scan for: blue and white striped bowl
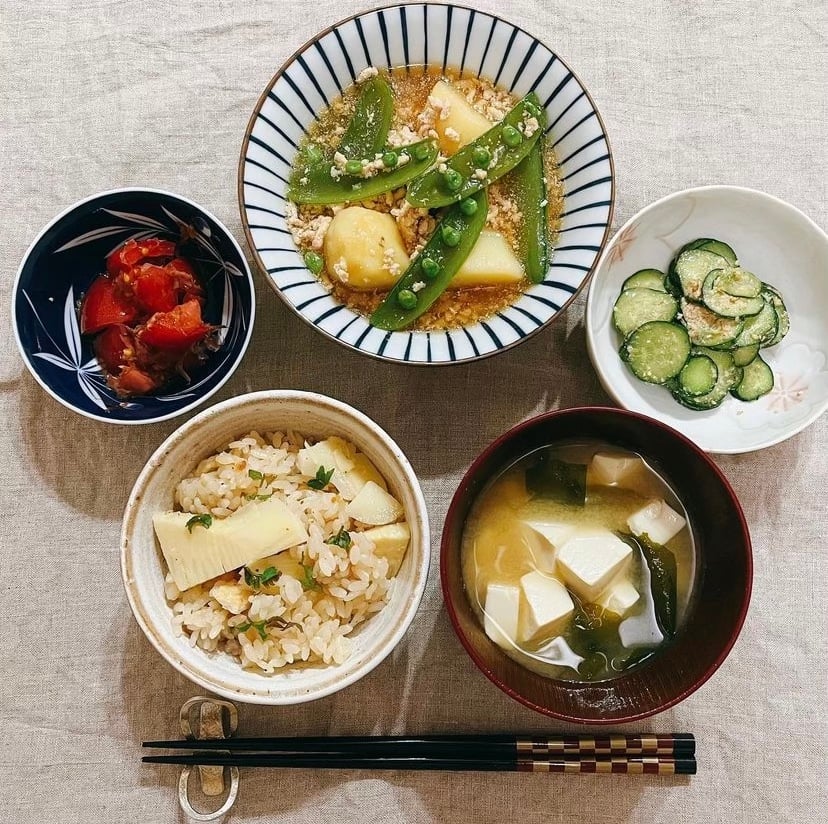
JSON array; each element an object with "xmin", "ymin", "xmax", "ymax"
[
  {"xmin": 238, "ymin": 2, "xmax": 614, "ymax": 364},
  {"xmin": 13, "ymin": 188, "xmax": 255, "ymax": 424}
]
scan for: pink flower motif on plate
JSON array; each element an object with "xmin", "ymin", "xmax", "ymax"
[
  {"xmin": 767, "ymin": 371, "xmax": 809, "ymax": 412},
  {"xmin": 607, "ymin": 223, "xmax": 637, "ymax": 266}
]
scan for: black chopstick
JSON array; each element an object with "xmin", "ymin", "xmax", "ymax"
[
  {"xmin": 143, "ymin": 752, "xmax": 696, "ymax": 775},
  {"xmin": 143, "ymin": 733, "xmax": 695, "ymax": 758}
]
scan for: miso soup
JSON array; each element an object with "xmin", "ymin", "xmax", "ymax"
[{"xmin": 460, "ymin": 441, "xmax": 695, "ymax": 682}]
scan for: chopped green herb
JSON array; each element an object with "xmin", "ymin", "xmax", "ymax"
[
  {"xmin": 325, "ymin": 527, "xmax": 352, "ymax": 549},
  {"xmin": 300, "ymin": 564, "xmax": 320, "ymax": 591},
  {"xmin": 245, "ymin": 492, "xmax": 273, "ymax": 501},
  {"xmin": 244, "ymin": 565, "xmax": 282, "ymax": 589},
  {"xmin": 248, "ymin": 469, "xmax": 264, "ymax": 481},
  {"xmin": 185, "ymin": 514, "xmax": 213, "ymax": 533},
  {"xmin": 236, "ymin": 616, "xmax": 298, "ymax": 641},
  {"xmin": 307, "ymin": 465, "xmax": 335, "ymax": 490}
]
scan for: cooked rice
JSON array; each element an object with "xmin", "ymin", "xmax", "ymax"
[{"xmin": 165, "ymin": 431, "xmax": 399, "ymax": 673}]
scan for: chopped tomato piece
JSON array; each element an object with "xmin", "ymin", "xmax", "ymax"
[
  {"xmin": 106, "ymin": 238, "xmax": 176, "ymax": 277},
  {"xmin": 166, "ymin": 258, "xmax": 205, "ymax": 303},
  {"xmin": 139, "ymin": 299, "xmax": 212, "ymax": 350},
  {"xmin": 80, "ymin": 275, "xmax": 139, "ymax": 334},
  {"xmin": 93, "ymin": 324, "xmax": 136, "ymax": 373},
  {"xmin": 131, "ymin": 263, "xmax": 178, "ymax": 314},
  {"xmin": 113, "ymin": 366, "xmax": 160, "ymax": 395}
]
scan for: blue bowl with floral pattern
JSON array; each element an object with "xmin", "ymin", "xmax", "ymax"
[{"xmin": 13, "ymin": 188, "xmax": 255, "ymax": 424}]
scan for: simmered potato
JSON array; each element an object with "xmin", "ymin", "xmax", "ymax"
[
  {"xmin": 324, "ymin": 207, "xmax": 409, "ymax": 290},
  {"xmin": 428, "ymin": 80, "xmax": 492, "ymax": 155},
  {"xmin": 449, "ymin": 230, "xmax": 525, "ymax": 288}
]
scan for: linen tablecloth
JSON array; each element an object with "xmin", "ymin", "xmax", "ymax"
[{"xmin": 1, "ymin": 1, "xmax": 826, "ymax": 821}]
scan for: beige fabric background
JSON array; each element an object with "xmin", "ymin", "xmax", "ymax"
[{"xmin": 1, "ymin": 1, "xmax": 826, "ymax": 821}]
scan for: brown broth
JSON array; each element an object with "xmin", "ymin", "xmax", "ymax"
[{"xmin": 289, "ymin": 66, "xmax": 564, "ymax": 331}]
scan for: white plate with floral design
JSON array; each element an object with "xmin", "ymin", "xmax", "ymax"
[{"xmin": 586, "ymin": 185, "xmax": 828, "ymax": 453}]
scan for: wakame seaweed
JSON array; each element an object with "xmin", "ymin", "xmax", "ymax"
[
  {"xmin": 619, "ymin": 531, "xmax": 678, "ymax": 639},
  {"xmin": 524, "ymin": 451, "xmax": 587, "ymax": 505}
]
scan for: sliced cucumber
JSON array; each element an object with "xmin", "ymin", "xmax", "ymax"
[
  {"xmin": 676, "ymin": 354, "xmax": 718, "ymax": 397},
  {"xmin": 732, "ymin": 344, "xmax": 760, "ymax": 367},
  {"xmin": 621, "ymin": 321, "xmax": 691, "ymax": 384},
  {"xmin": 612, "ymin": 288, "xmax": 678, "ymax": 337},
  {"xmin": 732, "ymin": 355, "xmax": 774, "ymax": 401},
  {"xmin": 672, "ymin": 348, "xmax": 739, "ymax": 410},
  {"xmin": 733, "ymin": 299, "xmax": 777, "ymax": 347},
  {"xmin": 671, "ymin": 248, "xmax": 729, "ymax": 300},
  {"xmin": 681, "ymin": 298, "xmax": 744, "ymax": 347},
  {"xmin": 761, "ymin": 284, "xmax": 790, "ymax": 347},
  {"xmin": 713, "ymin": 267, "xmax": 761, "ymax": 298},
  {"xmin": 695, "ymin": 239, "xmax": 738, "ymax": 265},
  {"xmin": 701, "ymin": 269, "xmax": 765, "ymax": 317},
  {"xmin": 622, "ymin": 269, "xmax": 668, "ymax": 292}
]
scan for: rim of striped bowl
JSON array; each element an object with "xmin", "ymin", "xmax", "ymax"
[{"xmin": 238, "ymin": 2, "xmax": 615, "ymax": 365}]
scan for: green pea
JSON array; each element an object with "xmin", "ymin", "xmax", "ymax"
[
  {"xmin": 472, "ymin": 146, "xmax": 491, "ymax": 167},
  {"xmin": 411, "ymin": 142, "xmax": 430, "ymax": 161},
  {"xmin": 459, "ymin": 197, "xmax": 478, "ymax": 216},
  {"xmin": 305, "ymin": 143, "xmax": 323, "ymax": 164},
  {"xmin": 443, "ymin": 168, "xmax": 463, "ymax": 192},
  {"xmin": 382, "ymin": 151, "xmax": 398, "ymax": 168},
  {"xmin": 420, "ymin": 257, "xmax": 440, "ymax": 279},
  {"xmin": 397, "ymin": 289, "xmax": 418, "ymax": 309},
  {"xmin": 345, "ymin": 159, "xmax": 364, "ymax": 176},
  {"xmin": 304, "ymin": 251, "xmax": 324, "ymax": 274},
  {"xmin": 441, "ymin": 225, "xmax": 461, "ymax": 247},
  {"xmin": 501, "ymin": 125, "xmax": 522, "ymax": 148}
]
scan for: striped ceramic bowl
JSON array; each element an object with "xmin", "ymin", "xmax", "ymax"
[{"xmin": 239, "ymin": 3, "xmax": 614, "ymax": 364}]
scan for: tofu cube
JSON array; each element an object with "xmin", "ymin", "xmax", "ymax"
[
  {"xmin": 522, "ymin": 520, "xmax": 576, "ymax": 574},
  {"xmin": 556, "ymin": 531, "xmax": 632, "ymax": 602},
  {"xmin": 518, "ymin": 571, "xmax": 574, "ymax": 643},
  {"xmin": 597, "ymin": 577, "xmax": 640, "ymax": 617},
  {"xmin": 627, "ymin": 499, "xmax": 686, "ymax": 545},
  {"xmin": 483, "ymin": 583, "xmax": 520, "ymax": 648},
  {"xmin": 587, "ymin": 451, "xmax": 644, "ymax": 489}
]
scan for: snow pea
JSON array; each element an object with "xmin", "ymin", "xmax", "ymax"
[
  {"xmin": 405, "ymin": 93, "xmax": 546, "ymax": 208},
  {"xmin": 511, "ymin": 134, "xmax": 549, "ymax": 284},
  {"xmin": 370, "ymin": 190, "xmax": 488, "ymax": 330},
  {"xmin": 338, "ymin": 76, "xmax": 394, "ymax": 160},
  {"xmin": 288, "ymin": 140, "xmax": 438, "ymax": 205},
  {"xmin": 290, "ymin": 75, "xmax": 394, "ymax": 193}
]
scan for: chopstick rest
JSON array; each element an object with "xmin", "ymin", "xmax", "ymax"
[{"xmin": 175, "ymin": 696, "xmax": 239, "ymax": 821}]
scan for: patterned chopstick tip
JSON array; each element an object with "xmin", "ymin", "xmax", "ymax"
[
  {"xmin": 516, "ymin": 734, "xmax": 691, "ymax": 756},
  {"xmin": 517, "ymin": 757, "xmax": 695, "ymax": 775}
]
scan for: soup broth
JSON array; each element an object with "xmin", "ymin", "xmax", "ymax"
[{"xmin": 461, "ymin": 441, "xmax": 695, "ymax": 682}]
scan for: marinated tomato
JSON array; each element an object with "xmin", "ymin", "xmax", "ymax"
[{"xmin": 80, "ymin": 236, "xmax": 214, "ymax": 398}]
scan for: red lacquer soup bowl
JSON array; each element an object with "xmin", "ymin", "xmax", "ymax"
[{"xmin": 440, "ymin": 407, "xmax": 752, "ymax": 723}]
